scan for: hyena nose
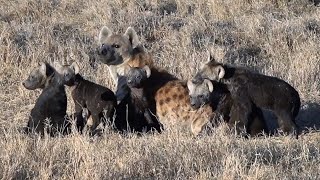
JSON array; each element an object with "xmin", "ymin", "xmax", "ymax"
[
  {"xmin": 190, "ymin": 102, "xmax": 196, "ymax": 108},
  {"xmin": 101, "ymin": 48, "xmax": 108, "ymax": 55}
]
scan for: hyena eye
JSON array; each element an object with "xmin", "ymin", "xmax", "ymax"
[
  {"xmin": 101, "ymin": 43, "xmax": 105, "ymax": 47},
  {"xmin": 112, "ymin": 44, "xmax": 120, "ymax": 48}
]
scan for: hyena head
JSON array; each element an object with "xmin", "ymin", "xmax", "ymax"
[
  {"xmin": 192, "ymin": 53, "xmax": 226, "ymax": 83},
  {"xmin": 22, "ymin": 62, "xmax": 55, "ymax": 90},
  {"xmin": 97, "ymin": 26, "xmax": 140, "ymax": 66},
  {"xmin": 54, "ymin": 61, "xmax": 79, "ymax": 86},
  {"xmin": 187, "ymin": 79, "xmax": 214, "ymax": 109},
  {"xmin": 126, "ymin": 65, "xmax": 151, "ymax": 88}
]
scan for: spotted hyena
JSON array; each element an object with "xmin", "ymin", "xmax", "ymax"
[
  {"xmin": 187, "ymin": 79, "xmax": 267, "ymax": 136},
  {"xmin": 54, "ymin": 62, "xmax": 116, "ymax": 135},
  {"xmin": 193, "ymin": 53, "xmax": 300, "ymax": 136},
  {"xmin": 97, "ymin": 26, "xmax": 214, "ymax": 135},
  {"xmin": 96, "ymin": 26, "xmax": 154, "ymax": 103},
  {"xmin": 120, "ymin": 65, "xmax": 163, "ymax": 133},
  {"xmin": 22, "ymin": 62, "xmax": 70, "ymax": 136}
]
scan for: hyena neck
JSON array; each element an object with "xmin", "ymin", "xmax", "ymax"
[
  {"xmin": 74, "ymin": 74, "xmax": 84, "ymax": 85},
  {"xmin": 130, "ymin": 87, "xmax": 149, "ymax": 110},
  {"xmin": 222, "ymin": 65, "xmax": 236, "ymax": 80}
]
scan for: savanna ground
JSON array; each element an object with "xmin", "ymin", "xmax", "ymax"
[{"xmin": 0, "ymin": 0, "xmax": 320, "ymax": 179}]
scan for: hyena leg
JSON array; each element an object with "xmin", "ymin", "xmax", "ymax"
[
  {"xmin": 190, "ymin": 111, "xmax": 214, "ymax": 136},
  {"xmin": 247, "ymin": 107, "xmax": 267, "ymax": 136},
  {"xmin": 275, "ymin": 110, "xmax": 297, "ymax": 135},
  {"xmin": 88, "ymin": 114, "xmax": 101, "ymax": 136},
  {"xmin": 229, "ymin": 100, "xmax": 252, "ymax": 136}
]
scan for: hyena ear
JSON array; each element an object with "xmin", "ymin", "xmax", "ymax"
[
  {"xmin": 143, "ymin": 65, "xmax": 151, "ymax": 78},
  {"xmin": 99, "ymin": 26, "xmax": 112, "ymax": 44},
  {"xmin": 206, "ymin": 51, "xmax": 216, "ymax": 63},
  {"xmin": 71, "ymin": 62, "xmax": 80, "ymax": 74},
  {"xmin": 187, "ymin": 80, "xmax": 195, "ymax": 94},
  {"xmin": 204, "ymin": 79, "xmax": 214, "ymax": 93},
  {"xmin": 39, "ymin": 62, "xmax": 47, "ymax": 75},
  {"xmin": 124, "ymin": 27, "xmax": 140, "ymax": 48},
  {"xmin": 216, "ymin": 65, "xmax": 225, "ymax": 80}
]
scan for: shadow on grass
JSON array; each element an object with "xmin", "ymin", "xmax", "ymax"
[{"xmin": 263, "ymin": 102, "xmax": 320, "ymax": 134}]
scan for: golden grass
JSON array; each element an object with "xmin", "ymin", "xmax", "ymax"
[{"xmin": 0, "ymin": 0, "xmax": 320, "ymax": 179}]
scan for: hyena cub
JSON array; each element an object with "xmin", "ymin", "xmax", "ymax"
[
  {"xmin": 22, "ymin": 62, "xmax": 69, "ymax": 136},
  {"xmin": 117, "ymin": 65, "xmax": 162, "ymax": 133},
  {"xmin": 193, "ymin": 54, "xmax": 300, "ymax": 136},
  {"xmin": 55, "ymin": 62, "xmax": 116, "ymax": 135},
  {"xmin": 187, "ymin": 79, "xmax": 267, "ymax": 136}
]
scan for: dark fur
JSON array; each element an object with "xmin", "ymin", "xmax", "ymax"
[
  {"xmin": 200, "ymin": 61, "xmax": 301, "ymax": 136},
  {"xmin": 115, "ymin": 86, "xmax": 162, "ymax": 133},
  {"xmin": 115, "ymin": 68, "xmax": 164, "ymax": 133},
  {"xmin": 25, "ymin": 63, "xmax": 70, "ymax": 136},
  {"xmin": 192, "ymin": 80, "xmax": 268, "ymax": 136},
  {"xmin": 69, "ymin": 74, "xmax": 116, "ymax": 134}
]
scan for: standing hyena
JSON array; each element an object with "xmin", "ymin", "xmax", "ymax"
[
  {"xmin": 22, "ymin": 62, "xmax": 70, "ymax": 136},
  {"xmin": 193, "ymin": 54, "xmax": 300, "ymax": 136},
  {"xmin": 187, "ymin": 79, "xmax": 268, "ymax": 136},
  {"xmin": 96, "ymin": 26, "xmax": 214, "ymax": 135},
  {"xmin": 54, "ymin": 62, "xmax": 117, "ymax": 135}
]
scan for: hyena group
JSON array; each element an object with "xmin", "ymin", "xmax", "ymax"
[{"xmin": 23, "ymin": 26, "xmax": 301, "ymax": 138}]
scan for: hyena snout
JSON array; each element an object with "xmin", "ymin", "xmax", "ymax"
[
  {"xmin": 22, "ymin": 79, "xmax": 41, "ymax": 90},
  {"xmin": 99, "ymin": 44, "xmax": 115, "ymax": 57},
  {"xmin": 190, "ymin": 98, "xmax": 201, "ymax": 109},
  {"xmin": 127, "ymin": 78, "xmax": 141, "ymax": 88}
]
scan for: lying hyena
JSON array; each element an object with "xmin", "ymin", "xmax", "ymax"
[
  {"xmin": 96, "ymin": 26, "xmax": 214, "ymax": 135},
  {"xmin": 22, "ymin": 62, "xmax": 70, "ymax": 136}
]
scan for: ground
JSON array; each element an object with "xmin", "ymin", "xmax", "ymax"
[{"xmin": 0, "ymin": 0, "xmax": 319, "ymax": 179}]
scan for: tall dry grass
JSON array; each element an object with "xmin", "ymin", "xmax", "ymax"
[{"xmin": 0, "ymin": 0, "xmax": 320, "ymax": 179}]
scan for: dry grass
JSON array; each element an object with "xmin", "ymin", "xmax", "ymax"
[{"xmin": 0, "ymin": 0, "xmax": 320, "ymax": 179}]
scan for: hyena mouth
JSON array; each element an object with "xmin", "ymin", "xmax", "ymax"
[{"xmin": 97, "ymin": 52, "xmax": 123, "ymax": 66}]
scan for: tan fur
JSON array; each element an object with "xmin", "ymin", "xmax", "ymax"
[
  {"xmin": 97, "ymin": 26, "xmax": 213, "ymax": 135},
  {"xmin": 155, "ymin": 80, "xmax": 214, "ymax": 135},
  {"xmin": 98, "ymin": 27, "xmax": 154, "ymax": 87}
]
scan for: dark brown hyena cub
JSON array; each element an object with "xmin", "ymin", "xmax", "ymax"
[
  {"xmin": 193, "ymin": 54, "xmax": 300, "ymax": 136},
  {"xmin": 22, "ymin": 62, "xmax": 70, "ymax": 136},
  {"xmin": 56, "ymin": 62, "xmax": 116, "ymax": 135},
  {"xmin": 116, "ymin": 65, "xmax": 162, "ymax": 133},
  {"xmin": 187, "ymin": 79, "xmax": 267, "ymax": 136}
]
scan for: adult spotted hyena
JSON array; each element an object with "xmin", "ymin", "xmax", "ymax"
[{"xmin": 97, "ymin": 26, "xmax": 214, "ymax": 135}]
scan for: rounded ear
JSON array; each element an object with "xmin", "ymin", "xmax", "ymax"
[
  {"xmin": 204, "ymin": 79, "xmax": 214, "ymax": 93},
  {"xmin": 216, "ymin": 65, "xmax": 225, "ymax": 79},
  {"xmin": 187, "ymin": 80, "xmax": 195, "ymax": 93},
  {"xmin": 99, "ymin": 26, "xmax": 112, "ymax": 44},
  {"xmin": 39, "ymin": 62, "xmax": 47, "ymax": 75},
  {"xmin": 71, "ymin": 62, "xmax": 80, "ymax": 74},
  {"xmin": 143, "ymin": 65, "xmax": 151, "ymax": 78},
  {"xmin": 124, "ymin": 27, "xmax": 140, "ymax": 48}
]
